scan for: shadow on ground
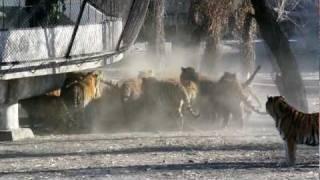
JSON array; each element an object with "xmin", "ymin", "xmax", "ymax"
[
  {"xmin": 0, "ymin": 143, "xmax": 283, "ymax": 159},
  {"xmin": 0, "ymin": 161, "xmax": 318, "ymax": 177}
]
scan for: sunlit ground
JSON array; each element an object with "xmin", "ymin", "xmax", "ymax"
[{"xmin": 0, "ymin": 110, "xmax": 318, "ymax": 180}]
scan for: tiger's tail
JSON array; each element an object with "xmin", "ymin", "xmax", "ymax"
[
  {"xmin": 186, "ymin": 103, "xmax": 200, "ymax": 118},
  {"xmin": 246, "ymin": 87, "xmax": 262, "ymax": 108},
  {"xmin": 243, "ymin": 97, "xmax": 268, "ymax": 115},
  {"xmin": 296, "ymin": 113, "xmax": 319, "ymax": 146}
]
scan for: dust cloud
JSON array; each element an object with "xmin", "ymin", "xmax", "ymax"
[{"xmin": 88, "ymin": 43, "xmax": 266, "ymax": 134}]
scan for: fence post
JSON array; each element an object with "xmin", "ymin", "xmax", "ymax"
[{"xmin": 65, "ymin": 0, "xmax": 88, "ymax": 58}]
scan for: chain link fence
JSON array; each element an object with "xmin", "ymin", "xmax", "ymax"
[{"xmin": 0, "ymin": 0, "xmax": 149, "ymax": 77}]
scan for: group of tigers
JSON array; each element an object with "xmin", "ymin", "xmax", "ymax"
[
  {"xmin": 179, "ymin": 66, "xmax": 265, "ymax": 128},
  {"xmin": 100, "ymin": 69, "xmax": 200, "ymax": 131},
  {"xmin": 101, "ymin": 66, "xmax": 264, "ymax": 130},
  {"xmin": 101, "ymin": 67, "xmax": 319, "ymax": 166},
  {"xmin": 19, "ymin": 68, "xmax": 319, "ymax": 166}
]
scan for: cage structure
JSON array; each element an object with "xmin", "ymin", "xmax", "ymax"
[
  {"xmin": 0, "ymin": 0, "xmax": 149, "ymax": 80},
  {"xmin": 0, "ymin": 0, "xmax": 150, "ymax": 141}
]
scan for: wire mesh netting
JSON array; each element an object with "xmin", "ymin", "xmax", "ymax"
[{"xmin": 0, "ymin": 0, "xmax": 149, "ymax": 76}]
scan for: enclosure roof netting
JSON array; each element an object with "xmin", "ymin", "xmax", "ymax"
[
  {"xmin": 88, "ymin": 0, "xmax": 150, "ymax": 49},
  {"xmin": 88, "ymin": 0, "xmax": 134, "ymax": 18}
]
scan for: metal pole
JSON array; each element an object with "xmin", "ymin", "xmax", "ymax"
[
  {"xmin": 18, "ymin": 0, "xmax": 21, "ymax": 27},
  {"xmin": 2, "ymin": 0, "xmax": 4, "ymax": 29},
  {"xmin": 65, "ymin": 0, "xmax": 88, "ymax": 58},
  {"xmin": 115, "ymin": 0, "xmax": 137, "ymax": 51}
]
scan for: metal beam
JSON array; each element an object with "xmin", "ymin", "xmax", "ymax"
[
  {"xmin": 65, "ymin": 0, "xmax": 88, "ymax": 58},
  {"xmin": 116, "ymin": 0, "xmax": 151, "ymax": 50}
]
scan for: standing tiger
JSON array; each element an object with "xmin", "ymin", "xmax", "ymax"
[
  {"xmin": 213, "ymin": 71, "xmax": 265, "ymax": 127},
  {"xmin": 266, "ymin": 96, "xmax": 319, "ymax": 166},
  {"xmin": 141, "ymin": 77, "xmax": 199, "ymax": 130}
]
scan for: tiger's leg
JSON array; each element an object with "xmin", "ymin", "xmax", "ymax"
[
  {"xmin": 242, "ymin": 103, "xmax": 252, "ymax": 122},
  {"xmin": 285, "ymin": 138, "xmax": 296, "ymax": 166},
  {"xmin": 177, "ymin": 100, "xmax": 184, "ymax": 131},
  {"xmin": 213, "ymin": 104, "xmax": 228, "ymax": 128},
  {"xmin": 221, "ymin": 109, "xmax": 230, "ymax": 128},
  {"xmin": 186, "ymin": 102, "xmax": 200, "ymax": 119},
  {"xmin": 232, "ymin": 105, "xmax": 244, "ymax": 128}
]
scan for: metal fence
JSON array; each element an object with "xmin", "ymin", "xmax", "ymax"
[
  {"xmin": 0, "ymin": 0, "xmax": 129, "ymax": 30},
  {"xmin": 0, "ymin": 0, "xmax": 150, "ymax": 78}
]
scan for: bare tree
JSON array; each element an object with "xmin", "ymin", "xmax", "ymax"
[
  {"xmin": 267, "ymin": 0, "xmax": 318, "ymax": 51},
  {"xmin": 233, "ymin": 0, "xmax": 256, "ymax": 79},
  {"xmin": 147, "ymin": 0, "xmax": 166, "ymax": 60},
  {"xmin": 190, "ymin": 0, "xmax": 233, "ymax": 76},
  {"xmin": 266, "ymin": 0, "xmax": 308, "ymax": 23},
  {"xmin": 25, "ymin": 0, "xmax": 66, "ymax": 27},
  {"xmin": 251, "ymin": 0, "xmax": 308, "ymax": 111}
]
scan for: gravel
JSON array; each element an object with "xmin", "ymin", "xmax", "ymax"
[{"xmin": 0, "ymin": 114, "xmax": 319, "ymax": 180}]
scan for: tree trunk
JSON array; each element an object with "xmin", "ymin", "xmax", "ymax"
[
  {"xmin": 147, "ymin": 0, "xmax": 166, "ymax": 60},
  {"xmin": 189, "ymin": 0, "xmax": 204, "ymax": 47},
  {"xmin": 201, "ymin": 33, "xmax": 221, "ymax": 76},
  {"xmin": 240, "ymin": 13, "xmax": 255, "ymax": 80},
  {"xmin": 25, "ymin": 0, "xmax": 47, "ymax": 27},
  {"xmin": 251, "ymin": 0, "xmax": 308, "ymax": 111}
]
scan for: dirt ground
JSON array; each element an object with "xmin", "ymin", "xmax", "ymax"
[
  {"xmin": 2, "ymin": 55, "xmax": 319, "ymax": 179},
  {"xmin": 0, "ymin": 113, "xmax": 319, "ymax": 180}
]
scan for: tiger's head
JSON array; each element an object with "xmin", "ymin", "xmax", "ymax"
[
  {"xmin": 180, "ymin": 67, "xmax": 199, "ymax": 86},
  {"xmin": 266, "ymin": 96, "xmax": 286, "ymax": 119},
  {"xmin": 138, "ymin": 69, "xmax": 154, "ymax": 79}
]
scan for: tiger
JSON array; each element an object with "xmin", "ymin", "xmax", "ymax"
[
  {"xmin": 180, "ymin": 66, "xmax": 263, "ymax": 128},
  {"xmin": 20, "ymin": 94, "xmax": 76, "ymax": 133},
  {"xmin": 101, "ymin": 69, "xmax": 154, "ymax": 103},
  {"xmin": 61, "ymin": 72, "xmax": 102, "ymax": 131},
  {"xmin": 266, "ymin": 96, "xmax": 319, "ymax": 166},
  {"xmin": 62, "ymin": 71, "xmax": 101, "ymax": 108},
  {"xmin": 141, "ymin": 77, "xmax": 200, "ymax": 130},
  {"xmin": 138, "ymin": 69, "xmax": 154, "ymax": 79},
  {"xmin": 213, "ymin": 72, "xmax": 265, "ymax": 127},
  {"xmin": 99, "ymin": 70, "xmax": 154, "ymax": 128},
  {"xmin": 20, "ymin": 71, "xmax": 101, "ymax": 133}
]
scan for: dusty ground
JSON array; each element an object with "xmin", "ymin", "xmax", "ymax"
[
  {"xmin": 0, "ymin": 114, "xmax": 319, "ymax": 180},
  {"xmin": 3, "ymin": 51, "xmax": 319, "ymax": 179}
]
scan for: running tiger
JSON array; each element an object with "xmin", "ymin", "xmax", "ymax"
[{"xmin": 266, "ymin": 96, "xmax": 319, "ymax": 166}]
